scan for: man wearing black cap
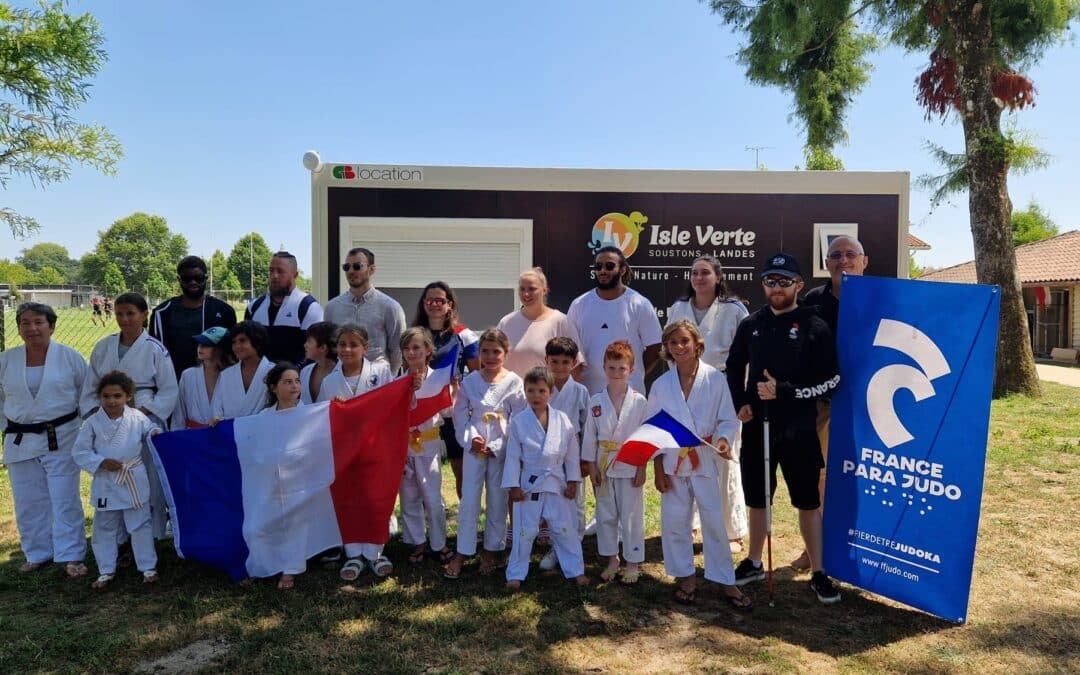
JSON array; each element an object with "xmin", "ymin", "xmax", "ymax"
[{"xmin": 725, "ymin": 253, "xmax": 842, "ymax": 604}]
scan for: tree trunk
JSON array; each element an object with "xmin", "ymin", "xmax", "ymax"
[{"xmin": 949, "ymin": 1, "xmax": 1041, "ymax": 397}]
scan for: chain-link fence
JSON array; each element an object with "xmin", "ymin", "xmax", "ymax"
[{"xmin": 3, "ymin": 305, "xmax": 119, "ymax": 358}]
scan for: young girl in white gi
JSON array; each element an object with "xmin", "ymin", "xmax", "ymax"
[
  {"xmin": 651, "ymin": 320, "xmax": 752, "ymax": 610},
  {"xmin": 582, "ymin": 340, "xmax": 648, "ymax": 585},
  {"xmin": 72, "ymin": 371, "xmax": 162, "ymax": 588},
  {"xmin": 171, "ymin": 326, "xmax": 233, "ymax": 430},
  {"xmin": 445, "ymin": 328, "xmax": 525, "ymax": 579},
  {"xmin": 210, "ymin": 321, "xmax": 274, "ymax": 420},
  {"xmin": 82, "ymin": 292, "xmax": 178, "ymax": 541},
  {"xmin": 538, "ymin": 337, "xmax": 590, "ymax": 572},
  {"xmin": 0, "ymin": 303, "xmax": 88, "ymax": 577},
  {"xmin": 503, "ymin": 367, "xmax": 588, "ymax": 590},
  {"xmin": 399, "ymin": 327, "xmax": 452, "ymax": 566},
  {"xmin": 299, "ymin": 321, "xmax": 337, "ymax": 404},
  {"xmin": 256, "ymin": 362, "xmax": 306, "ymax": 590},
  {"xmin": 319, "ymin": 323, "xmax": 394, "ymax": 580}
]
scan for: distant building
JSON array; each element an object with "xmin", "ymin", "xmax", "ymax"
[{"xmin": 922, "ymin": 230, "xmax": 1080, "ymax": 356}]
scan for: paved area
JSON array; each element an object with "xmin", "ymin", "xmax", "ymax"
[{"xmin": 1036, "ymin": 363, "xmax": 1080, "ymax": 388}]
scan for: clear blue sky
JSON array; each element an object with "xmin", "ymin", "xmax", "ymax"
[{"xmin": 4, "ymin": 1, "xmax": 1078, "ymax": 277}]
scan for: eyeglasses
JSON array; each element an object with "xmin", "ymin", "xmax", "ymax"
[
  {"xmin": 762, "ymin": 277, "xmax": 797, "ymax": 288},
  {"xmin": 424, "ymin": 297, "xmax": 448, "ymax": 306},
  {"xmin": 179, "ymin": 274, "xmax": 206, "ymax": 284},
  {"xmin": 592, "ymin": 262, "xmax": 618, "ymax": 272},
  {"xmin": 341, "ymin": 262, "xmax": 368, "ymax": 272},
  {"xmin": 828, "ymin": 250, "xmax": 863, "ymax": 261}
]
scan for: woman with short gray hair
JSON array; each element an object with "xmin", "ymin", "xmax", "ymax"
[{"xmin": 0, "ymin": 303, "xmax": 89, "ymax": 577}]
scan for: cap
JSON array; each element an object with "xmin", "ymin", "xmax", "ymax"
[
  {"xmin": 762, "ymin": 253, "xmax": 802, "ymax": 279},
  {"xmin": 193, "ymin": 326, "xmax": 228, "ymax": 345}
]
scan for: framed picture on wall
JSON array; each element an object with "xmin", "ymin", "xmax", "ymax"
[{"xmin": 813, "ymin": 223, "xmax": 859, "ymax": 277}]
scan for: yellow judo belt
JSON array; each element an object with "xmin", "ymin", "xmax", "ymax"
[
  {"xmin": 114, "ymin": 455, "xmax": 144, "ymax": 509},
  {"xmin": 409, "ymin": 427, "xmax": 441, "ymax": 453},
  {"xmin": 477, "ymin": 411, "xmax": 505, "ymax": 458},
  {"xmin": 675, "ymin": 435, "xmax": 711, "ymax": 474},
  {"xmin": 597, "ymin": 440, "xmax": 618, "ymax": 496}
]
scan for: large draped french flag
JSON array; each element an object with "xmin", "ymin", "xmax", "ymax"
[{"xmin": 151, "ymin": 376, "xmax": 413, "ymax": 580}]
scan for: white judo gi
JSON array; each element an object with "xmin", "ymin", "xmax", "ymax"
[
  {"xmin": 649, "ymin": 361, "xmax": 740, "ymax": 585},
  {"xmin": 318, "ymin": 358, "xmax": 394, "ymax": 560},
  {"xmin": 502, "ymin": 406, "xmax": 584, "ymax": 581},
  {"xmin": 171, "ymin": 365, "xmax": 215, "ymax": 430},
  {"xmin": 581, "ymin": 387, "xmax": 649, "ymax": 563},
  {"xmin": 0, "ymin": 342, "xmax": 88, "ymax": 565},
  {"xmin": 82, "ymin": 331, "xmax": 179, "ymax": 540},
  {"xmin": 667, "ymin": 298, "xmax": 749, "ymax": 542},
  {"xmin": 452, "ymin": 371, "xmax": 526, "ymax": 556},
  {"xmin": 72, "ymin": 407, "xmax": 160, "ymax": 574},
  {"xmin": 210, "ymin": 357, "xmax": 275, "ymax": 419},
  {"xmin": 400, "ymin": 371, "xmax": 448, "ymax": 553},
  {"xmin": 550, "ymin": 380, "xmax": 590, "ymax": 536}
]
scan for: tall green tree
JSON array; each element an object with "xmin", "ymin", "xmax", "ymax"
[
  {"xmin": 0, "ymin": 257, "xmax": 32, "ymax": 284},
  {"xmin": 101, "ymin": 260, "xmax": 124, "ymax": 296},
  {"xmin": 707, "ymin": 0, "xmax": 1078, "ymax": 397},
  {"xmin": 208, "ymin": 249, "xmax": 229, "ymax": 292},
  {"xmin": 1011, "ymin": 200, "xmax": 1058, "ymax": 247},
  {"xmin": 227, "ymin": 232, "xmax": 273, "ymax": 297},
  {"xmin": 0, "ymin": 2, "xmax": 123, "ymax": 238},
  {"xmin": 81, "ymin": 213, "xmax": 188, "ymax": 296},
  {"xmin": 16, "ymin": 242, "xmax": 79, "ymax": 281},
  {"xmin": 32, "ymin": 265, "xmax": 63, "ymax": 285}
]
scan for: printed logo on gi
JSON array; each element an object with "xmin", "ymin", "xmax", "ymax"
[
  {"xmin": 591, "ymin": 405, "xmax": 602, "ymax": 418},
  {"xmin": 588, "ymin": 211, "xmax": 648, "ymax": 258},
  {"xmin": 866, "ymin": 319, "xmax": 951, "ymax": 448}
]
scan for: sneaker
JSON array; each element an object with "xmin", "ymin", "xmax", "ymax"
[
  {"xmin": 810, "ymin": 571, "xmax": 841, "ymax": 604},
  {"xmin": 734, "ymin": 558, "xmax": 766, "ymax": 586},
  {"xmin": 538, "ymin": 549, "xmax": 559, "ymax": 572}
]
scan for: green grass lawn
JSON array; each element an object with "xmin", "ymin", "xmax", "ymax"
[{"xmin": 1, "ymin": 384, "xmax": 1077, "ymax": 673}]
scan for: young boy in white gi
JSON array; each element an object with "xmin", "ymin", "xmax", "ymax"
[
  {"xmin": 582, "ymin": 339, "xmax": 649, "ymax": 585},
  {"xmin": 72, "ymin": 371, "xmax": 162, "ymax": 588},
  {"xmin": 503, "ymin": 367, "xmax": 589, "ymax": 590}
]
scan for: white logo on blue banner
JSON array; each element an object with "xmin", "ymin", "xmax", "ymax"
[{"xmin": 823, "ymin": 275, "xmax": 1000, "ymax": 623}]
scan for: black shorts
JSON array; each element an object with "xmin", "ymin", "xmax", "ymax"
[
  {"xmin": 740, "ymin": 422, "xmax": 823, "ymax": 510},
  {"xmin": 92, "ymin": 305, "xmax": 102, "ymax": 316},
  {"xmin": 440, "ymin": 418, "xmax": 464, "ymax": 460}
]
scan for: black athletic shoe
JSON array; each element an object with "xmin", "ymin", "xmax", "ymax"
[
  {"xmin": 810, "ymin": 571, "xmax": 841, "ymax": 604},
  {"xmin": 734, "ymin": 558, "xmax": 766, "ymax": 586}
]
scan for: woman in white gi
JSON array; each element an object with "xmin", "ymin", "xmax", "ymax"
[
  {"xmin": 398, "ymin": 327, "xmax": 452, "ymax": 565},
  {"xmin": 318, "ymin": 323, "xmax": 394, "ymax": 580},
  {"xmin": 582, "ymin": 340, "xmax": 648, "ymax": 585},
  {"xmin": 0, "ymin": 303, "xmax": 88, "ymax": 577},
  {"xmin": 171, "ymin": 326, "xmax": 233, "ymax": 430},
  {"xmin": 82, "ymin": 292, "xmax": 179, "ymax": 541},
  {"xmin": 668, "ymin": 255, "xmax": 750, "ymax": 553},
  {"xmin": 650, "ymin": 320, "xmax": 752, "ymax": 610},
  {"xmin": 445, "ymin": 328, "xmax": 525, "ymax": 580},
  {"xmin": 255, "ymin": 362, "xmax": 307, "ymax": 591},
  {"xmin": 299, "ymin": 321, "xmax": 337, "ymax": 404},
  {"xmin": 210, "ymin": 321, "xmax": 275, "ymax": 420},
  {"xmin": 503, "ymin": 367, "xmax": 588, "ymax": 590},
  {"xmin": 72, "ymin": 371, "xmax": 162, "ymax": 588}
]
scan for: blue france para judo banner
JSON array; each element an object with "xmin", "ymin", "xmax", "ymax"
[{"xmin": 822, "ymin": 275, "xmax": 1000, "ymax": 623}]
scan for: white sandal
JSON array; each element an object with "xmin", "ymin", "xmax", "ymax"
[
  {"xmin": 92, "ymin": 574, "xmax": 115, "ymax": 589},
  {"xmin": 339, "ymin": 558, "xmax": 366, "ymax": 581},
  {"xmin": 143, "ymin": 570, "xmax": 160, "ymax": 584},
  {"xmin": 371, "ymin": 556, "xmax": 393, "ymax": 578}
]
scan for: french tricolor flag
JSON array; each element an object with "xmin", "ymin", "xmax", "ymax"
[
  {"xmin": 151, "ymin": 377, "xmax": 413, "ymax": 581},
  {"xmin": 615, "ymin": 410, "xmax": 704, "ymax": 467},
  {"xmin": 409, "ymin": 343, "xmax": 459, "ymax": 425}
]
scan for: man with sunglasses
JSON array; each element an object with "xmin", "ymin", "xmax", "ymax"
[
  {"xmin": 566, "ymin": 245, "xmax": 663, "ymax": 395},
  {"xmin": 324, "ymin": 247, "xmax": 407, "ymax": 373},
  {"xmin": 150, "ymin": 256, "xmax": 237, "ymax": 377},
  {"xmin": 245, "ymin": 251, "xmax": 324, "ymax": 366},
  {"xmin": 725, "ymin": 253, "xmax": 842, "ymax": 604}
]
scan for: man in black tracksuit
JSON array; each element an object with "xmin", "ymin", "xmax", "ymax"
[{"xmin": 725, "ymin": 252, "xmax": 842, "ymax": 604}]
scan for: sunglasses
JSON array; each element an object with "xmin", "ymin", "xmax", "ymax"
[
  {"xmin": 828, "ymin": 250, "xmax": 863, "ymax": 261},
  {"xmin": 762, "ymin": 277, "xmax": 797, "ymax": 288},
  {"xmin": 424, "ymin": 297, "xmax": 448, "ymax": 306},
  {"xmin": 179, "ymin": 274, "xmax": 206, "ymax": 284},
  {"xmin": 592, "ymin": 262, "xmax": 619, "ymax": 272},
  {"xmin": 341, "ymin": 262, "xmax": 368, "ymax": 272}
]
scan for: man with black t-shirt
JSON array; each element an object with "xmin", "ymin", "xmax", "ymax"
[
  {"xmin": 725, "ymin": 253, "xmax": 842, "ymax": 604},
  {"xmin": 150, "ymin": 256, "xmax": 237, "ymax": 377}
]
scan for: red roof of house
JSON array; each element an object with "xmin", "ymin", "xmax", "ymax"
[
  {"xmin": 921, "ymin": 230, "xmax": 1080, "ymax": 284},
  {"xmin": 907, "ymin": 233, "xmax": 931, "ymax": 250}
]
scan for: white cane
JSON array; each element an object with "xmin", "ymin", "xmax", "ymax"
[{"xmin": 763, "ymin": 402, "xmax": 775, "ymax": 607}]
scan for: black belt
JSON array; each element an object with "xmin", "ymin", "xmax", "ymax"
[
  {"xmin": 135, "ymin": 386, "xmax": 158, "ymax": 393},
  {"xmin": 5, "ymin": 410, "xmax": 80, "ymax": 451}
]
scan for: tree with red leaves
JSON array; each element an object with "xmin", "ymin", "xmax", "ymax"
[{"xmin": 708, "ymin": 0, "xmax": 1078, "ymax": 397}]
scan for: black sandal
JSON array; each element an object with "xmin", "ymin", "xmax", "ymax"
[
  {"xmin": 432, "ymin": 547, "xmax": 455, "ymax": 564},
  {"xmin": 724, "ymin": 591, "xmax": 754, "ymax": 612},
  {"xmin": 674, "ymin": 587, "xmax": 696, "ymax": 605},
  {"xmin": 408, "ymin": 546, "xmax": 428, "ymax": 565}
]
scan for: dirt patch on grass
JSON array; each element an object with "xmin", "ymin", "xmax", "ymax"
[{"xmin": 134, "ymin": 638, "xmax": 231, "ymax": 674}]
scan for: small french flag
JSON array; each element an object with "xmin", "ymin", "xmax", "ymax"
[
  {"xmin": 615, "ymin": 410, "xmax": 704, "ymax": 467},
  {"xmin": 409, "ymin": 343, "xmax": 459, "ymax": 425}
]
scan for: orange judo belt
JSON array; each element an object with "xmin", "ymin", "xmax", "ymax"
[{"xmin": 675, "ymin": 435, "xmax": 712, "ymax": 474}]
